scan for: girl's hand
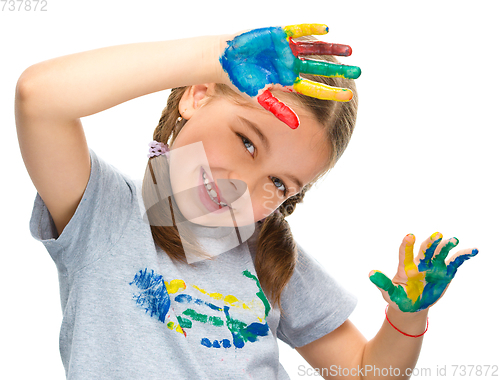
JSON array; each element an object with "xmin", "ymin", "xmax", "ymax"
[
  {"xmin": 219, "ymin": 23, "xmax": 361, "ymax": 129},
  {"xmin": 369, "ymin": 232, "xmax": 479, "ymax": 313}
]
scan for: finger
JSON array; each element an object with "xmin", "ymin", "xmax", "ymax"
[
  {"xmin": 415, "ymin": 231, "xmax": 442, "ymax": 266},
  {"xmin": 417, "ymin": 232, "xmax": 443, "ymax": 272},
  {"xmin": 398, "ymin": 234, "xmax": 425, "ymax": 303},
  {"xmin": 283, "ymin": 23, "xmax": 329, "ymax": 39},
  {"xmin": 293, "ymin": 79, "xmax": 353, "ymax": 101},
  {"xmin": 289, "ymin": 39, "xmax": 352, "ymax": 57},
  {"xmin": 295, "ymin": 58, "xmax": 362, "ymax": 79},
  {"xmin": 446, "ymin": 248, "xmax": 479, "ymax": 278},
  {"xmin": 433, "ymin": 237, "xmax": 459, "ymax": 264},
  {"xmin": 369, "ymin": 270, "xmax": 397, "ymax": 295},
  {"xmin": 399, "ymin": 234, "xmax": 416, "ymax": 278},
  {"xmin": 257, "ymin": 89, "xmax": 300, "ymax": 129},
  {"xmin": 369, "ymin": 270, "xmax": 415, "ymax": 312}
]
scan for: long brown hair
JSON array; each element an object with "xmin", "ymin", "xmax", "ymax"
[{"xmin": 142, "ymin": 37, "xmax": 358, "ymax": 313}]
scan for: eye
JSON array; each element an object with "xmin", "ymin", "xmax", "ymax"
[
  {"xmin": 238, "ymin": 133, "xmax": 255, "ymax": 156},
  {"xmin": 270, "ymin": 177, "xmax": 288, "ymax": 197},
  {"xmin": 237, "ymin": 133, "xmax": 288, "ymax": 197}
]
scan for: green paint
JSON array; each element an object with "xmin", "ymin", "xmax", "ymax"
[
  {"xmin": 370, "ymin": 271, "xmax": 416, "ymax": 312},
  {"xmin": 223, "ymin": 305, "xmax": 269, "ymax": 348},
  {"xmin": 370, "ymin": 236, "xmax": 477, "ymax": 312},
  {"xmin": 177, "ymin": 316, "xmax": 192, "ymax": 329},
  {"xmin": 183, "ymin": 308, "xmax": 208, "ymax": 323},
  {"xmin": 181, "ymin": 309, "xmax": 224, "ymax": 327},
  {"xmin": 243, "ymin": 269, "xmax": 271, "ymax": 318},
  {"xmin": 294, "ymin": 59, "xmax": 361, "ymax": 79},
  {"xmin": 434, "ymin": 238, "xmax": 458, "ymax": 263},
  {"xmin": 209, "ymin": 316, "xmax": 224, "ymax": 327}
]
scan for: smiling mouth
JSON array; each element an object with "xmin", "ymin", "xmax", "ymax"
[{"xmin": 202, "ymin": 170, "xmax": 228, "ymax": 208}]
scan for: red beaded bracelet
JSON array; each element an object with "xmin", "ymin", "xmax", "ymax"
[{"xmin": 385, "ymin": 305, "xmax": 429, "ymax": 338}]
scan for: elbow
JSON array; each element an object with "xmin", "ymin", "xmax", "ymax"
[
  {"xmin": 15, "ymin": 63, "xmax": 52, "ymax": 117},
  {"xmin": 16, "ymin": 65, "xmax": 41, "ymax": 104}
]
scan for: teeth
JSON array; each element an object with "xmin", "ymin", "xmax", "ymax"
[{"xmin": 202, "ymin": 170, "xmax": 227, "ymax": 207}]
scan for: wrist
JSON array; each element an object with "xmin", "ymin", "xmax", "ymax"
[
  {"xmin": 213, "ymin": 33, "xmax": 236, "ymax": 87},
  {"xmin": 386, "ymin": 305, "xmax": 429, "ymax": 337}
]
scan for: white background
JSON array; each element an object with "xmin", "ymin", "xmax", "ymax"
[{"xmin": 1, "ymin": 0, "xmax": 499, "ymax": 378}]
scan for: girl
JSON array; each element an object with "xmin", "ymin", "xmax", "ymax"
[{"xmin": 16, "ymin": 24, "xmax": 477, "ymax": 379}]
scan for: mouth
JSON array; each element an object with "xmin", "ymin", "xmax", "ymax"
[{"xmin": 201, "ymin": 168, "xmax": 230, "ymax": 208}]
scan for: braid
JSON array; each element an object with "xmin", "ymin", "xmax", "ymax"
[{"xmin": 255, "ymin": 183, "xmax": 313, "ymax": 312}]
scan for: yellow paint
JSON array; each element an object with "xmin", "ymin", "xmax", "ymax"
[
  {"xmin": 175, "ymin": 324, "xmax": 184, "ymax": 334},
  {"xmin": 293, "ymin": 79, "xmax": 353, "ymax": 101},
  {"xmin": 165, "ymin": 279, "xmax": 186, "ymax": 294},
  {"xmin": 425, "ymin": 232, "xmax": 443, "ymax": 250},
  {"xmin": 192, "ymin": 284, "xmax": 265, "ymax": 322},
  {"xmin": 431, "ymin": 231, "xmax": 442, "ymax": 240},
  {"xmin": 167, "ymin": 321, "xmax": 185, "ymax": 335},
  {"xmin": 284, "ymin": 24, "xmax": 328, "ymax": 38},
  {"xmin": 403, "ymin": 235, "xmax": 425, "ymax": 303}
]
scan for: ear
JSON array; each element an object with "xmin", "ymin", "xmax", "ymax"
[{"xmin": 178, "ymin": 84, "xmax": 216, "ymax": 120}]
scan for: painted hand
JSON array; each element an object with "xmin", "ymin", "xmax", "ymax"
[
  {"xmin": 370, "ymin": 232, "xmax": 479, "ymax": 313},
  {"xmin": 219, "ymin": 23, "xmax": 361, "ymax": 129}
]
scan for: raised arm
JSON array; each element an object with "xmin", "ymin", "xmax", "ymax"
[{"xmin": 15, "ymin": 35, "xmax": 226, "ymax": 236}]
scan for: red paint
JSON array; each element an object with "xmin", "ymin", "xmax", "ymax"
[
  {"xmin": 289, "ymin": 39, "xmax": 352, "ymax": 57},
  {"xmin": 257, "ymin": 90, "xmax": 299, "ymax": 129}
]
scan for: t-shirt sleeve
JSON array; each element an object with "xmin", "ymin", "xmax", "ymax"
[
  {"xmin": 29, "ymin": 148, "xmax": 135, "ymax": 275},
  {"xmin": 277, "ymin": 242, "xmax": 357, "ymax": 349}
]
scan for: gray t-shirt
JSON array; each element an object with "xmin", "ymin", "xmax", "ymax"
[{"xmin": 29, "ymin": 148, "xmax": 357, "ymax": 380}]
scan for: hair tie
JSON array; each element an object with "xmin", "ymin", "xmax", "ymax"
[{"xmin": 147, "ymin": 140, "xmax": 170, "ymax": 158}]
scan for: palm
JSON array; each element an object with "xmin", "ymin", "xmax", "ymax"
[
  {"xmin": 370, "ymin": 233, "xmax": 478, "ymax": 312},
  {"xmin": 219, "ymin": 24, "xmax": 361, "ymax": 128}
]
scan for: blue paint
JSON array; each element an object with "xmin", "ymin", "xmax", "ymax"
[
  {"xmin": 220, "ymin": 27, "xmax": 298, "ymax": 97},
  {"xmin": 200, "ymin": 338, "xmax": 232, "ymax": 349},
  {"xmin": 377, "ymin": 238, "xmax": 478, "ymax": 312},
  {"xmin": 245, "ymin": 322, "xmax": 270, "ymax": 342},
  {"xmin": 175, "ymin": 294, "xmax": 192, "ymax": 303},
  {"xmin": 174, "ymin": 294, "xmax": 223, "ymax": 312},
  {"xmin": 418, "ymin": 238, "xmax": 442, "ymax": 271},
  {"xmin": 447, "ymin": 248, "xmax": 478, "ymax": 277},
  {"xmin": 223, "ymin": 305, "xmax": 269, "ymax": 348},
  {"xmin": 201, "ymin": 338, "xmax": 212, "ymax": 348},
  {"xmin": 129, "ymin": 268, "xmax": 170, "ymax": 323}
]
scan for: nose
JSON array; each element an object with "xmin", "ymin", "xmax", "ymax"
[
  {"xmin": 219, "ymin": 167, "xmax": 260, "ymax": 205},
  {"xmin": 215, "ymin": 177, "xmax": 248, "ymax": 207}
]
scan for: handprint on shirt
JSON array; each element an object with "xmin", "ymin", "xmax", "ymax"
[
  {"xmin": 370, "ymin": 232, "xmax": 479, "ymax": 312},
  {"xmin": 220, "ymin": 23, "xmax": 361, "ymax": 129},
  {"xmin": 130, "ymin": 268, "xmax": 271, "ymax": 348}
]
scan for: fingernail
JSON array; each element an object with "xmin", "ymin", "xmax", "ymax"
[
  {"xmin": 431, "ymin": 232, "xmax": 442, "ymax": 240},
  {"xmin": 405, "ymin": 234, "xmax": 415, "ymax": 243}
]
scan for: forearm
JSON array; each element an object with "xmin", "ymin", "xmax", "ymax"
[
  {"xmin": 361, "ymin": 307, "xmax": 429, "ymax": 380},
  {"xmin": 17, "ymin": 34, "xmax": 230, "ymax": 120}
]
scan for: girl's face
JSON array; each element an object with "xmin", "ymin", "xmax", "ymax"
[{"xmin": 168, "ymin": 85, "xmax": 330, "ymax": 228}]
